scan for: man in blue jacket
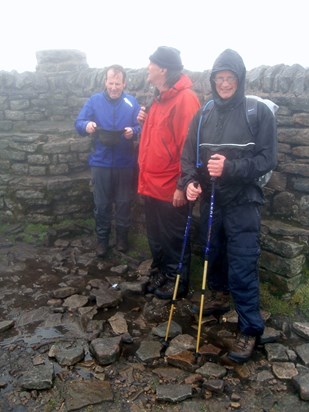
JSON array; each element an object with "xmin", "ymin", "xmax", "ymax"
[
  {"xmin": 181, "ymin": 49, "xmax": 277, "ymax": 362},
  {"xmin": 75, "ymin": 65, "xmax": 141, "ymax": 257}
]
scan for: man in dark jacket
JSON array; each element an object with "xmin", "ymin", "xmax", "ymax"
[
  {"xmin": 181, "ymin": 49, "xmax": 277, "ymax": 362},
  {"xmin": 75, "ymin": 65, "xmax": 140, "ymax": 257}
]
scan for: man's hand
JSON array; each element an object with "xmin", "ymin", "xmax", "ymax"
[
  {"xmin": 207, "ymin": 154, "xmax": 226, "ymax": 177},
  {"xmin": 86, "ymin": 121, "xmax": 97, "ymax": 134},
  {"xmin": 186, "ymin": 182, "xmax": 202, "ymax": 201},
  {"xmin": 137, "ymin": 107, "xmax": 147, "ymax": 125},
  {"xmin": 123, "ymin": 127, "xmax": 134, "ymax": 140},
  {"xmin": 173, "ymin": 189, "xmax": 187, "ymax": 207}
]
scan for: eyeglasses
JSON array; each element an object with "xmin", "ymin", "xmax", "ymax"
[{"xmin": 213, "ymin": 75, "xmax": 237, "ymax": 85}]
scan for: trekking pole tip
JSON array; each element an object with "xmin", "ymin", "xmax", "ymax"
[{"xmin": 160, "ymin": 340, "xmax": 169, "ymax": 357}]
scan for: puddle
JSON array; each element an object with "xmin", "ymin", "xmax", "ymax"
[{"xmin": 0, "ymin": 326, "xmax": 67, "ymax": 348}]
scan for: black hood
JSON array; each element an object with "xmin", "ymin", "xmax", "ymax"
[{"xmin": 210, "ymin": 49, "xmax": 246, "ymax": 109}]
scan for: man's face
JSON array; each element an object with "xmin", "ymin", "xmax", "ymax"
[
  {"xmin": 146, "ymin": 61, "xmax": 166, "ymax": 88},
  {"xmin": 213, "ymin": 70, "xmax": 238, "ymax": 100},
  {"xmin": 105, "ymin": 70, "xmax": 125, "ymax": 99}
]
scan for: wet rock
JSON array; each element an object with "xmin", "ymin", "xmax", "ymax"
[
  {"xmin": 152, "ymin": 366, "xmax": 189, "ymax": 382},
  {"xmin": 108, "ymin": 312, "xmax": 128, "ymax": 335},
  {"xmin": 292, "ymin": 322, "xmax": 309, "ymax": 340},
  {"xmin": 19, "ymin": 362, "xmax": 54, "ymax": 390},
  {"xmin": 265, "ymin": 343, "xmax": 289, "ymax": 361},
  {"xmin": 48, "ymin": 341, "xmax": 85, "ymax": 366},
  {"xmin": 165, "ymin": 333, "xmax": 196, "ymax": 356},
  {"xmin": 292, "ymin": 373, "xmax": 309, "ymax": 401},
  {"xmin": 89, "ymin": 336, "xmax": 122, "ymax": 365},
  {"xmin": 143, "ymin": 298, "xmax": 169, "ymax": 323},
  {"xmin": 260, "ymin": 326, "xmax": 282, "ymax": 344},
  {"xmin": 78, "ymin": 305, "xmax": 98, "ymax": 319},
  {"xmin": 295, "ymin": 343, "xmax": 309, "ymax": 366},
  {"xmin": 198, "ymin": 343, "xmax": 222, "ymax": 360},
  {"xmin": 204, "ymin": 379, "xmax": 225, "ymax": 393},
  {"xmin": 152, "ymin": 320, "xmax": 182, "ymax": 339},
  {"xmin": 63, "ymin": 294, "xmax": 89, "ymax": 309},
  {"xmin": 16, "ymin": 306, "xmax": 51, "ymax": 327},
  {"xmin": 287, "ymin": 349, "xmax": 298, "ymax": 362},
  {"xmin": 83, "ymin": 319, "xmax": 104, "ymax": 337},
  {"xmin": 0, "ymin": 319, "xmax": 15, "ymax": 332},
  {"xmin": 88, "ymin": 278, "xmax": 110, "ymax": 289},
  {"xmin": 105, "ymin": 275, "xmax": 123, "ymax": 287},
  {"xmin": 222, "ymin": 310, "xmax": 238, "ymax": 324},
  {"xmin": 110, "ymin": 264, "xmax": 128, "ymax": 274},
  {"xmin": 119, "ymin": 278, "xmax": 148, "ymax": 294},
  {"xmin": 33, "ymin": 354, "xmax": 45, "ymax": 365},
  {"xmin": 184, "ymin": 373, "xmax": 204, "ymax": 385},
  {"xmin": 256, "ymin": 369, "xmax": 274, "ymax": 382},
  {"xmin": 166, "ymin": 350, "xmax": 199, "ymax": 372},
  {"xmin": 91, "ymin": 286, "xmax": 122, "ymax": 309},
  {"xmin": 272, "ymin": 362, "xmax": 298, "ymax": 379},
  {"xmin": 137, "ymin": 259, "xmax": 152, "ymax": 276},
  {"xmin": 156, "ymin": 383, "xmax": 192, "ymax": 403},
  {"xmin": 54, "ymin": 239, "xmax": 70, "ymax": 248},
  {"xmin": 136, "ymin": 340, "xmax": 162, "ymax": 362},
  {"xmin": 120, "ymin": 333, "xmax": 134, "ymax": 344},
  {"xmin": 233, "ymin": 362, "xmax": 254, "ymax": 379},
  {"xmin": 296, "ymin": 364, "xmax": 309, "ymax": 375},
  {"xmin": 196, "ymin": 362, "xmax": 227, "ymax": 379},
  {"xmin": 132, "ymin": 314, "xmax": 148, "ymax": 330},
  {"xmin": 52, "ymin": 287, "xmax": 78, "ymax": 299},
  {"xmin": 51, "ymin": 306, "xmax": 66, "ymax": 314},
  {"xmin": 47, "ymin": 298, "xmax": 63, "ymax": 306},
  {"xmin": 64, "ymin": 380, "xmax": 113, "ymax": 410}
]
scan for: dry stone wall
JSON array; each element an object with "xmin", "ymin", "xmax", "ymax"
[{"xmin": 0, "ymin": 49, "xmax": 308, "ymax": 294}]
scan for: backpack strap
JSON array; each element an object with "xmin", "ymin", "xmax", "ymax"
[
  {"xmin": 245, "ymin": 96, "xmax": 258, "ymax": 136},
  {"xmin": 197, "ymin": 96, "xmax": 277, "ymax": 188},
  {"xmin": 245, "ymin": 95, "xmax": 279, "ymax": 136},
  {"xmin": 196, "ymin": 100, "xmax": 214, "ymax": 168}
]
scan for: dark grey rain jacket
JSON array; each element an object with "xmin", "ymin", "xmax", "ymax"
[{"xmin": 180, "ymin": 49, "xmax": 277, "ymax": 206}]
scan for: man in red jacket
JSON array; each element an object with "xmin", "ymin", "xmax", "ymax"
[{"xmin": 138, "ymin": 46, "xmax": 200, "ymax": 299}]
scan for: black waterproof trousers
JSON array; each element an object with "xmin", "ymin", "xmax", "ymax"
[
  {"xmin": 91, "ymin": 167, "xmax": 134, "ymax": 243},
  {"xmin": 144, "ymin": 196, "xmax": 191, "ymax": 286},
  {"xmin": 200, "ymin": 201, "xmax": 264, "ymax": 337}
]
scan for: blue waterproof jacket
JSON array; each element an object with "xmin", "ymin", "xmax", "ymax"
[{"xmin": 75, "ymin": 91, "xmax": 141, "ymax": 168}]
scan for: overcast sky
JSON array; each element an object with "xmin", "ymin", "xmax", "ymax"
[{"xmin": 1, "ymin": 0, "xmax": 308, "ymax": 73}]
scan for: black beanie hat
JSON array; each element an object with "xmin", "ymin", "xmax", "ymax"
[{"xmin": 149, "ymin": 46, "xmax": 183, "ymax": 70}]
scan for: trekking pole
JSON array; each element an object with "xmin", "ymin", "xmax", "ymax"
[
  {"xmin": 195, "ymin": 177, "xmax": 216, "ymax": 357},
  {"xmin": 160, "ymin": 199, "xmax": 195, "ymax": 355}
]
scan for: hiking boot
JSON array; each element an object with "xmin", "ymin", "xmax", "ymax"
[
  {"xmin": 96, "ymin": 242, "xmax": 108, "ymax": 258},
  {"xmin": 191, "ymin": 291, "xmax": 230, "ymax": 316},
  {"xmin": 145, "ymin": 272, "xmax": 166, "ymax": 294},
  {"xmin": 154, "ymin": 279, "xmax": 188, "ymax": 300},
  {"xmin": 227, "ymin": 333, "xmax": 256, "ymax": 363},
  {"xmin": 116, "ymin": 230, "xmax": 128, "ymax": 253}
]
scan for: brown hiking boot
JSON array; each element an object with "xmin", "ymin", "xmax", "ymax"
[
  {"xmin": 191, "ymin": 291, "xmax": 230, "ymax": 316},
  {"xmin": 227, "ymin": 333, "xmax": 256, "ymax": 363}
]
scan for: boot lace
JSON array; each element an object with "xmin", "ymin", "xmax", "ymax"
[{"xmin": 236, "ymin": 334, "xmax": 252, "ymax": 350}]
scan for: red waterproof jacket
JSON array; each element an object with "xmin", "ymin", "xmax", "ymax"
[{"xmin": 138, "ymin": 74, "xmax": 200, "ymax": 202}]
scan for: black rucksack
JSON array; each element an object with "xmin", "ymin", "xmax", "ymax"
[{"xmin": 196, "ymin": 95, "xmax": 278, "ymax": 187}]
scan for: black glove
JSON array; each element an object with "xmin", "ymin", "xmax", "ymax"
[{"xmin": 95, "ymin": 128, "xmax": 124, "ymax": 146}]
